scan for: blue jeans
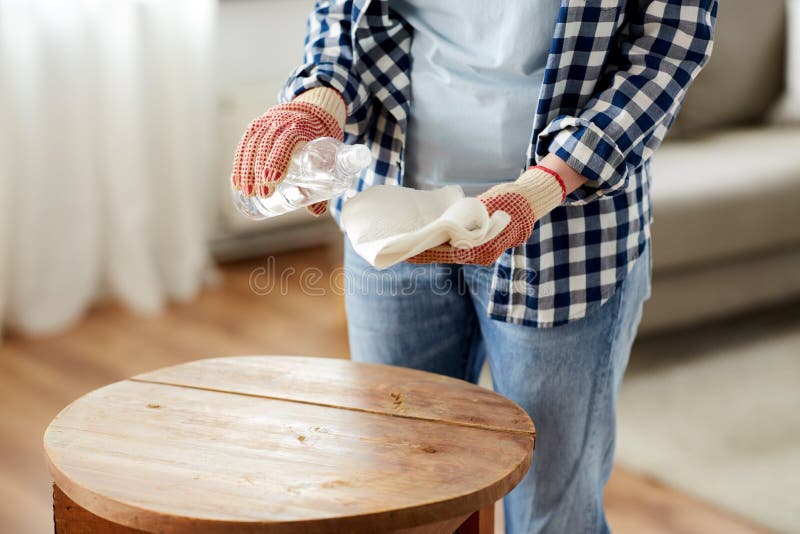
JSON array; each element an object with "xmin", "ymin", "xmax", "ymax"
[{"xmin": 344, "ymin": 239, "xmax": 652, "ymax": 533}]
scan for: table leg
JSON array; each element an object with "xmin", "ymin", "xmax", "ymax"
[
  {"xmin": 53, "ymin": 484, "xmax": 144, "ymax": 533},
  {"xmin": 394, "ymin": 512, "xmax": 471, "ymax": 534},
  {"xmin": 456, "ymin": 503, "xmax": 494, "ymax": 534}
]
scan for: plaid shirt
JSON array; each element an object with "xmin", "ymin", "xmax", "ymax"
[{"xmin": 281, "ymin": 0, "xmax": 717, "ymax": 327}]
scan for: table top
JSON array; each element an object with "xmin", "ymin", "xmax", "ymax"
[{"xmin": 44, "ymin": 356, "xmax": 535, "ymax": 533}]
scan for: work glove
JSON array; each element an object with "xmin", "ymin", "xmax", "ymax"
[
  {"xmin": 231, "ymin": 87, "xmax": 346, "ymax": 216},
  {"xmin": 407, "ymin": 166, "xmax": 566, "ymax": 266}
]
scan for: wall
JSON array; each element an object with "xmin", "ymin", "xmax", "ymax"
[{"xmin": 218, "ymin": 0, "xmax": 313, "ymax": 91}]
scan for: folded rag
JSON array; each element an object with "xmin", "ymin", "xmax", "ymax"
[{"xmin": 341, "ymin": 185, "xmax": 511, "ymax": 269}]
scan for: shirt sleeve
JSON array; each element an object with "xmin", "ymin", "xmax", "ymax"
[
  {"xmin": 279, "ymin": 1, "xmax": 371, "ymax": 124},
  {"xmin": 538, "ymin": 0, "xmax": 718, "ymax": 203}
]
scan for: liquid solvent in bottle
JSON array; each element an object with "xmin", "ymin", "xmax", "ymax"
[{"xmin": 231, "ymin": 137, "xmax": 371, "ymax": 220}]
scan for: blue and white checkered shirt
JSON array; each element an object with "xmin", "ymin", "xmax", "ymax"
[{"xmin": 281, "ymin": 0, "xmax": 717, "ymax": 327}]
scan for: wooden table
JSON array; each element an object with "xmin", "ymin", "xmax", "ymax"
[{"xmin": 44, "ymin": 356, "xmax": 535, "ymax": 533}]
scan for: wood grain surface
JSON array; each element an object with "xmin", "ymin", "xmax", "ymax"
[
  {"xmin": 44, "ymin": 357, "xmax": 535, "ymax": 533},
  {"xmin": 133, "ymin": 356, "xmax": 535, "ymax": 434}
]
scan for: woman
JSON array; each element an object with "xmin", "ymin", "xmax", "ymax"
[{"xmin": 231, "ymin": 1, "xmax": 717, "ymax": 531}]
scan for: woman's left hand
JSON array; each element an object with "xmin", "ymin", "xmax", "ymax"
[{"xmin": 406, "ymin": 165, "xmax": 566, "ymax": 266}]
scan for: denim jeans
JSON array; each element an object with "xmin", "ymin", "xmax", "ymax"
[{"xmin": 344, "ymin": 239, "xmax": 652, "ymax": 533}]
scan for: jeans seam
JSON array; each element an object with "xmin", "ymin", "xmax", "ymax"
[{"xmin": 583, "ymin": 280, "xmax": 628, "ymax": 532}]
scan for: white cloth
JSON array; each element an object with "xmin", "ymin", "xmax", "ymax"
[
  {"xmin": 341, "ymin": 185, "xmax": 510, "ymax": 269},
  {"xmin": 0, "ymin": 0, "xmax": 217, "ymax": 340}
]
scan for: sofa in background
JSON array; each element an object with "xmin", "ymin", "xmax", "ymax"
[
  {"xmin": 638, "ymin": 0, "xmax": 800, "ymax": 332},
  {"xmin": 641, "ymin": 125, "xmax": 800, "ymax": 333}
]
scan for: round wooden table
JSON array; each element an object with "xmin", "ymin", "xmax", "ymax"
[{"xmin": 44, "ymin": 356, "xmax": 535, "ymax": 533}]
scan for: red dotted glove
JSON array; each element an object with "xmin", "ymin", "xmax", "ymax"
[
  {"xmin": 407, "ymin": 166, "xmax": 566, "ymax": 266},
  {"xmin": 231, "ymin": 87, "xmax": 346, "ymax": 216}
]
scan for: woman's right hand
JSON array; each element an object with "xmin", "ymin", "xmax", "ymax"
[{"xmin": 231, "ymin": 87, "xmax": 346, "ymax": 214}]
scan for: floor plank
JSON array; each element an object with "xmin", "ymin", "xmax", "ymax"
[
  {"xmin": 605, "ymin": 467, "xmax": 768, "ymax": 534},
  {"xmin": 0, "ymin": 244, "xmax": 769, "ymax": 533}
]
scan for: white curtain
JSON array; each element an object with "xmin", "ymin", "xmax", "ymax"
[{"xmin": 0, "ymin": 0, "xmax": 217, "ymax": 339}]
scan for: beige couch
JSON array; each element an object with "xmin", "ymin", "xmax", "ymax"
[
  {"xmin": 638, "ymin": 0, "xmax": 800, "ymax": 332},
  {"xmin": 641, "ymin": 125, "xmax": 800, "ymax": 333}
]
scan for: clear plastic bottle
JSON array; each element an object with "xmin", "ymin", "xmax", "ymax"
[{"xmin": 231, "ymin": 137, "xmax": 371, "ymax": 220}]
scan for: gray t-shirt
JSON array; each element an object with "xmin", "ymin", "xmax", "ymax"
[{"xmin": 391, "ymin": 0, "xmax": 560, "ymax": 195}]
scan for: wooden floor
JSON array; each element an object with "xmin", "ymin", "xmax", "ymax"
[{"xmin": 0, "ymin": 244, "xmax": 769, "ymax": 533}]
